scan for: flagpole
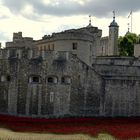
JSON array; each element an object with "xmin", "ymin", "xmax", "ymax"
[
  {"xmin": 128, "ymin": 11, "xmax": 132, "ymax": 33},
  {"xmin": 131, "ymin": 11, "xmax": 132, "ymax": 33}
]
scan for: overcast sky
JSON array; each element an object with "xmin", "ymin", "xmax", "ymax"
[{"xmin": 0, "ymin": 0, "xmax": 140, "ymax": 46}]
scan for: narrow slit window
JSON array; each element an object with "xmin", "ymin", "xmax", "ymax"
[
  {"xmin": 7, "ymin": 75, "xmax": 11, "ymax": 82},
  {"xmin": 61, "ymin": 77, "xmax": 65, "ymax": 83},
  {"xmin": 72, "ymin": 43, "xmax": 78, "ymax": 50},
  {"xmin": 50, "ymin": 92, "xmax": 54, "ymax": 102}
]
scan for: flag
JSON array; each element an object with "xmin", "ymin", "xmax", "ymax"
[{"xmin": 128, "ymin": 11, "xmax": 132, "ymax": 18}]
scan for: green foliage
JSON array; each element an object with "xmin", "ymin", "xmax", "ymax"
[{"xmin": 118, "ymin": 33, "xmax": 139, "ymax": 56}]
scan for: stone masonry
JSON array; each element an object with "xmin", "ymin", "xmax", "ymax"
[
  {"xmin": 0, "ymin": 16, "xmax": 140, "ymax": 118},
  {"xmin": 0, "ymin": 50, "xmax": 103, "ymax": 118}
]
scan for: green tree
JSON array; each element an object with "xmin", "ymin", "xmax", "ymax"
[{"xmin": 118, "ymin": 33, "xmax": 139, "ymax": 56}]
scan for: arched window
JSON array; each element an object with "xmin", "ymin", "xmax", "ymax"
[
  {"xmin": 48, "ymin": 77, "xmax": 53, "ymax": 83},
  {"xmin": 0, "ymin": 75, "xmax": 11, "ymax": 82},
  {"xmin": 29, "ymin": 75, "xmax": 41, "ymax": 84},
  {"xmin": 1, "ymin": 75, "xmax": 6, "ymax": 82},
  {"xmin": 47, "ymin": 76, "xmax": 58, "ymax": 84},
  {"xmin": 61, "ymin": 76, "xmax": 71, "ymax": 84}
]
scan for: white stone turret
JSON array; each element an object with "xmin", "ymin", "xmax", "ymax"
[{"xmin": 108, "ymin": 11, "xmax": 119, "ymax": 56}]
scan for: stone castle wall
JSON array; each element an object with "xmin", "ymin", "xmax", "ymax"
[
  {"xmin": 1, "ymin": 49, "xmax": 140, "ymax": 117},
  {"xmin": 92, "ymin": 56, "xmax": 140, "ymax": 117},
  {"xmin": 98, "ymin": 37, "xmax": 109, "ymax": 56},
  {"xmin": 36, "ymin": 27, "xmax": 102, "ymax": 66},
  {"xmin": 134, "ymin": 44, "xmax": 140, "ymax": 57},
  {"xmin": 0, "ymin": 21, "xmax": 140, "ymax": 118},
  {"xmin": 104, "ymin": 78, "xmax": 140, "ymax": 116},
  {"xmin": 0, "ymin": 50, "xmax": 103, "ymax": 118}
]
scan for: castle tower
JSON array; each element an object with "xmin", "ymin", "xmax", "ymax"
[{"xmin": 108, "ymin": 11, "xmax": 119, "ymax": 56}]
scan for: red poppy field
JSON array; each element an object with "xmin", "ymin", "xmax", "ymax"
[{"xmin": 0, "ymin": 114, "xmax": 140, "ymax": 139}]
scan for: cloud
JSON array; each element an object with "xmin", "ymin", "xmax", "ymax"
[
  {"xmin": 0, "ymin": 5, "xmax": 12, "ymax": 19},
  {"xmin": 1, "ymin": 0, "xmax": 26, "ymax": 13},
  {"xmin": 1, "ymin": 0, "xmax": 140, "ymax": 44},
  {"xmin": 1, "ymin": 0, "xmax": 140, "ymax": 33},
  {"xmin": 2, "ymin": 0, "xmax": 140, "ymax": 19},
  {"xmin": 0, "ymin": 32, "xmax": 10, "ymax": 41},
  {"xmin": 0, "ymin": 15, "xmax": 8, "ymax": 19}
]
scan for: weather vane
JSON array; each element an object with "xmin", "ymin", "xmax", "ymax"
[
  {"xmin": 127, "ymin": 23, "xmax": 130, "ymax": 32},
  {"xmin": 89, "ymin": 15, "xmax": 91, "ymax": 25},
  {"xmin": 113, "ymin": 10, "xmax": 115, "ymax": 21}
]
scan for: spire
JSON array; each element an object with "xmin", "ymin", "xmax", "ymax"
[
  {"xmin": 128, "ymin": 23, "xmax": 130, "ymax": 32},
  {"xmin": 126, "ymin": 23, "xmax": 131, "ymax": 35},
  {"xmin": 109, "ymin": 10, "xmax": 118, "ymax": 27},
  {"xmin": 89, "ymin": 15, "xmax": 91, "ymax": 26},
  {"xmin": 87, "ymin": 15, "xmax": 93, "ymax": 27},
  {"xmin": 113, "ymin": 10, "xmax": 115, "ymax": 21}
]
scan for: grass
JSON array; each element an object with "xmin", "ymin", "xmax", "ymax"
[{"xmin": 0, "ymin": 128, "xmax": 116, "ymax": 140}]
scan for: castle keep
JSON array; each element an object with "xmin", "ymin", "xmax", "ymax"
[{"xmin": 0, "ymin": 16, "xmax": 140, "ymax": 118}]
